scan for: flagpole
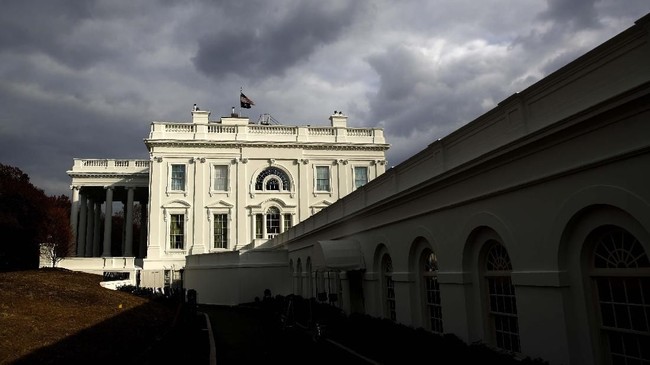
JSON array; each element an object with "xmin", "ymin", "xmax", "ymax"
[{"xmin": 239, "ymin": 86, "xmax": 243, "ymax": 117}]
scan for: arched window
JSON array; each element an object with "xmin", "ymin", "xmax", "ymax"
[
  {"xmin": 590, "ymin": 226, "xmax": 650, "ymax": 364},
  {"xmin": 255, "ymin": 167, "xmax": 291, "ymax": 191},
  {"xmin": 382, "ymin": 254, "xmax": 396, "ymax": 321},
  {"xmin": 296, "ymin": 258, "xmax": 303, "ymax": 297},
  {"xmin": 266, "ymin": 207, "xmax": 281, "ymax": 237},
  {"xmin": 484, "ymin": 241, "xmax": 520, "ymax": 352},
  {"xmin": 422, "ymin": 250, "xmax": 443, "ymax": 333}
]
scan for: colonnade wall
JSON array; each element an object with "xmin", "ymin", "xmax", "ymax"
[{"xmin": 183, "ymin": 17, "xmax": 650, "ymax": 365}]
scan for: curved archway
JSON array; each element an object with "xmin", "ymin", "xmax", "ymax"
[
  {"xmin": 482, "ymin": 240, "xmax": 520, "ymax": 352},
  {"xmin": 559, "ymin": 204, "xmax": 650, "ymax": 364}
]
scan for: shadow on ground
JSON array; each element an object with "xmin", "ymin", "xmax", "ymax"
[{"xmin": 10, "ymin": 301, "xmax": 208, "ymax": 365}]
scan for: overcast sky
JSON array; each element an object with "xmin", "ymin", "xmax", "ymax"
[{"xmin": 1, "ymin": 0, "xmax": 648, "ymax": 197}]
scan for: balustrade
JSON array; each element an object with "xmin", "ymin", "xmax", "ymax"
[{"xmin": 149, "ymin": 121, "xmax": 385, "ymax": 144}]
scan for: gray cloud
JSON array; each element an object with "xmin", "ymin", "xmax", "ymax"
[
  {"xmin": 0, "ymin": 0, "xmax": 648, "ymax": 196},
  {"xmin": 193, "ymin": 2, "xmax": 364, "ymax": 79}
]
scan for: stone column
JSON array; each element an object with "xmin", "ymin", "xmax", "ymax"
[
  {"xmin": 139, "ymin": 202, "xmax": 148, "ymax": 258},
  {"xmin": 84, "ymin": 198, "xmax": 94, "ymax": 257},
  {"xmin": 102, "ymin": 187, "xmax": 113, "ymax": 257},
  {"xmin": 92, "ymin": 202, "xmax": 102, "ymax": 257},
  {"xmin": 251, "ymin": 214, "xmax": 256, "ymax": 242},
  {"xmin": 124, "ymin": 187, "xmax": 134, "ymax": 257},
  {"xmin": 70, "ymin": 186, "xmax": 80, "ymax": 255},
  {"xmin": 262, "ymin": 213, "xmax": 267, "ymax": 239},
  {"xmin": 77, "ymin": 193, "xmax": 87, "ymax": 257},
  {"xmin": 280, "ymin": 214, "xmax": 285, "ymax": 233}
]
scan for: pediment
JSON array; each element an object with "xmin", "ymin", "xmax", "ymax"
[
  {"xmin": 310, "ymin": 199, "xmax": 333, "ymax": 208},
  {"xmin": 161, "ymin": 199, "xmax": 191, "ymax": 209},
  {"xmin": 205, "ymin": 200, "xmax": 234, "ymax": 209}
]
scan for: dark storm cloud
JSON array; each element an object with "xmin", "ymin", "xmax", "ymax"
[
  {"xmin": 193, "ymin": 2, "xmax": 363, "ymax": 79},
  {"xmin": 539, "ymin": 0, "xmax": 600, "ymax": 29},
  {"xmin": 365, "ymin": 43, "xmax": 513, "ymax": 141},
  {"xmin": 0, "ymin": 0, "xmax": 648, "ymax": 195},
  {"xmin": 0, "ymin": 0, "xmax": 109, "ymax": 70}
]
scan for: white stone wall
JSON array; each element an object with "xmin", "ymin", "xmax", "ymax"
[
  {"xmin": 142, "ymin": 113, "xmax": 388, "ymax": 285},
  {"xmin": 214, "ymin": 17, "xmax": 650, "ymax": 365}
]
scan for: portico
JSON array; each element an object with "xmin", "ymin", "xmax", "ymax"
[{"xmin": 68, "ymin": 159, "xmax": 149, "ymax": 260}]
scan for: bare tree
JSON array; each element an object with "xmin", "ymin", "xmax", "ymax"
[{"xmin": 40, "ymin": 239, "xmax": 68, "ymax": 268}]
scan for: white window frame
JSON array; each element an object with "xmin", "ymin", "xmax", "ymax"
[
  {"xmin": 589, "ymin": 226, "xmax": 650, "ymax": 364},
  {"xmin": 210, "ymin": 164, "xmax": 230, "ymax": 196},
  {"xmin": 314, "ymin": 165, "xmax": 331, "ymax": 193},
  {"xmin": 168, "ymin": 213, "xmax": 186, "ymax": 251},
  {"xmin": 211, "ymin": 213, "xmax": 229, "ymax": 250},
  {"xmin": 167, "ymin": 163, "xmax": 187, "ymax": 196},
  {"xmin": 483, "ymin": 241, "xmax": 520, "ymax": 353},
  {"xmin": 422, "ymin": 250, "xmax": 444, "ymax": 334},
  {"xmin": 352, "ymin": 165, "xmax": 369, "ymax": 190}
]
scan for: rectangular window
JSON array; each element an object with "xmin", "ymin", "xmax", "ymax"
[
  {"xmin": 171, "ymin": 164, "xmax": 186, "ymax": 191},
  {"xmin": 354, "ymin": 166, "xmax": 368, "ymax": 189},
  {"xmin": 213, "ymin": 165, "xmax": 228, "ymax": 191},
  {"xmin": 213, "ymin": 214, "xmax": 228, "ymax": 249},
  {"xmin": 316, "ymin": 166, "xmax": 330, "ymax": 191},
  {"xmin": 169, "ymin": 214, "xmax": 184, "ymax": 249},
  {"xmin": 255, "ymin": 214, "xmax": 263, "ymax": 239},
  {"xmin": 283, "ymin": 213, "xmax": 292, "ymax": 231}
]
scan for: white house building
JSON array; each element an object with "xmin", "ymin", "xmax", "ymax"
[
  {"xmin": 52, "ymin": 13, "xmax": 650, "ymax": 365},
  {"xmin": 61, "ymin": 111, "xmax": 388, "ymax": 288},
  {"xmin": 183, "ymin": 13, "xmax": 650, "ymax": 365}
]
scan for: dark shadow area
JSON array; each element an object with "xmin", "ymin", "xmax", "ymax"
[
  {"xmin": 207, "ymin": 295, "xmax": 551, "ymax": 365},
  {"xmin": 10, "ymin": 298, "xmax": 208, "ymax": 365},
  {"xmin": 201, "ymin": 304, "xmax": 371, "ymax": 365}
]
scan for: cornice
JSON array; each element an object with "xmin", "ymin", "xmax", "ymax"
[
  {"xmin": 67, "ymin": 172, "xmax": 149, "ymax": 179},
  {"xmin": 144, "ymin": 139, "xmax": 390, "ymax": 151}
]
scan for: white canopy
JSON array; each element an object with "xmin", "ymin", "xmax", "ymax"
[{"xmin": 312, "ymin": 240, "xmax": 365, "ymax": 271}]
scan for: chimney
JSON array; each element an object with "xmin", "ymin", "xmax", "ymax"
[
  {"xmin": 192, "ymin": 110, "xmax": 210, "ymax": 124},
  {"xmin": 329, "ymin": 111, "xmax": 348, "ymax": 128}
]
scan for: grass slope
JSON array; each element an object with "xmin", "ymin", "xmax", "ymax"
[{"xmin": 0, "ymin": 268, "xmax": 175, "ymax": 364}]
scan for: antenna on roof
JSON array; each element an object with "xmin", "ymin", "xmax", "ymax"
[{"xmin": 257, "ymin": 113, "xmax": 280, "ymax": 125}]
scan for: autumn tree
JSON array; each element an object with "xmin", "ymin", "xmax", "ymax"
[
  {"xmin": 0, "ymin": 163, "xmax": 72, "ymax": 270},
  {"xmin": 40, "ymin": 195, "xmax": 73, "ymax": 267}
]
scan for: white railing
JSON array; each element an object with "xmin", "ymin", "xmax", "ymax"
[
  {"xmin": 348, "ymin": 128, "xmax": 373, "ymax": 137},
  {"xmin": 72, "ymin": 159, "xmax": 150, "ymax": 173},
  {"xmin": 149, "ymin": 122, "xmax": 386, "ymax": 144},
  {"xmin": 165, "ymin": 124, "xmax": 195, "ymax": 133},
  {"xmin": 208, "ymin": 125, "xmax": 236, "ymax": 133},
  {"xmin": 308, "ymin": 127, "xmax": 335, "ymax": 136},
  {"xmin": 249, "ymin": 125, "xmax": 297, "ymax": 135}
]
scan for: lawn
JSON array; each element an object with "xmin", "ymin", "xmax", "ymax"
[{"xmin": 0, "ymin": 268, "xmax": 178, "ymax": 365}]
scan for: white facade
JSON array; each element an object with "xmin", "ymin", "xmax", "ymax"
[
  {"xmin": 184, "ymin": 14, "xmax": 650, "ymax": 365},
  {"xmin": 61, "ymin": 112, "xmax": 388, "ymax": 288}
]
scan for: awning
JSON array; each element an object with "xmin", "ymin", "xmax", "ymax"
[{"xmin": 312, "ymin": 240, "xmax": 365, "ymax": 271}]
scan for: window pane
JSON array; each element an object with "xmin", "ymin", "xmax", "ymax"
[
  {"xmin": 213, "ymin": 214, "xmax": 228, "ymax": 249},
  {"xmin": 214, "ymin": 166, "xmax": 228, "ymax": 191},
  {"xmin": 266, "ymin": 208, "xmax": 280, "ymax": 235},
  {"xmin": 354, "ymin": 167, "xmax": 368, "ymax": 189},
  {"xmin": 266, "ymin": 178, "xmax": 279, "ymax": 190},
  {"xmin": 255, "ymin": 214, "xmax": 263, "ymax": 239},
  {"xmin": 283, "ymin": 213, "xmax": 292, "ymax": 231},
  {"xmin": 316, "ymin": 166, "xmax": 330, "ymax": 191},
  {"xmin": 255, "ymin": 167, "xmax": 291, "ymax": 191},
  {"xmin": 170, "ymin": 214, "xmax": 184, "ymax": 249},
  {"xmin": 171, "ymin": 165, "xmax": 185, "ymax": 191}
]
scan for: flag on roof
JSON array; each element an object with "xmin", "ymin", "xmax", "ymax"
[{"xmin": 240, "ymin": 93, "xmax": 254, "ymax": 109}]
